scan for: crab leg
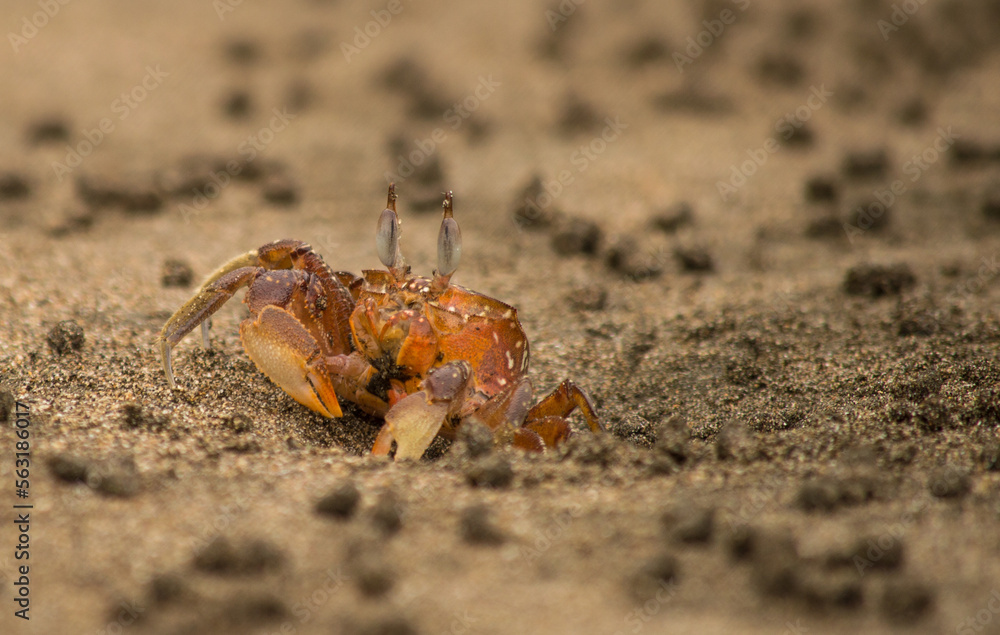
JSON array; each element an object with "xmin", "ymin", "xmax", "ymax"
[
  {"xmin": 524, "ymin": 379, "xmax": 604, "ymax": 434},
  {"xmin": 159, "ymin": 266, "xmax": 260, "ymax": 388}
]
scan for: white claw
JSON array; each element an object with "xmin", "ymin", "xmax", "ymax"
[{"xmin": 385, "ymin": 391, "xmax": 449, "ymax": 461}]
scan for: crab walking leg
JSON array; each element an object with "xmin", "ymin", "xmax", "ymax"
[
  {"xmin": 374, "ymin": 361, "xmax": 473, "ymax": 460},
  {"xmin": 525, "ymin": 380, "xmax": 605, "ymax": 435},
  {"xmin": 240, "ymin": 305, "xmax": 344, "ymax": 418},
  {"xmin": 158, "ymin": 239, "xmax": 327, "ymax": 387},
  {"xmin": 159, "ymin": 266, "xmax": 260, "ymax": 388}
]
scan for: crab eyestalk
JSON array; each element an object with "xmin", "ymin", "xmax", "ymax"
[
  {"xmin": 377, "ymin": 183, "xmax": 407, "ymax": 281},
  {"xmin": 433, "ymin": 191, "xmax": 462, "ymax": 291}
]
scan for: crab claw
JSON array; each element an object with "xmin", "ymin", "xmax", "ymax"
[
  {"xmin": 240, "ymin": 305, "xmax": 343, "ymax": 418},
  {"xmin": 380, "ymin": 391, "xmax": 450, "ymax": 461},
  {"xmin": 373, "ymin": 361, "xmax": 473, "ymax": 460}
]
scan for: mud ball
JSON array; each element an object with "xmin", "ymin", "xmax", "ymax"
[
  {"xmin": 841, "ymin": 149, "xmax": 890, "ymax": 180},
  {"xmin": 511, "ymin": 174, "xmax": 555, "ymax": 229},
  {"xmin": 928, "ymin": 467, "xmax": 971, "ymax": 499},
  {"xmin": 26, "ymin": 116, "xmax": 70, "ymax": 144},
  {"xmin": 47, "ymin": 454, "xmax": 91, "ymax": 483},
  {"xmin": 222, "ymin": 90, "xmax": 254, "ymax": 119},
  {"xmin": 628, "ymin": 552, "xmax": 679, "ymax": 602},
  {"xmin": 350, "ymin": 553, "xmax": 396, "ymax": 598},
  {"xmin": 622, "ymin": 34, "xmax": 670, "ymax": 68},
  {"xmin": 455, "ymin": 422, "xmax": 494, "ymax": 458},
  {"xmin": 982, "ymin": 182, "xmax": 1000, "ymax": 221},
  {"xmin": 804, "ymin": 175, "xmax": 838, "ymax": 203},
  {"xmin": 261, "ymin": 172, "xmax": 300, "ymax": 206},
  {"xmin": 557, "ymin": 94, "xmax": 604, "ymax": 136},
  {"xmin": 608, "ymin": 413, "xmax": 656, "ymax": 449},
  {"xmin": 894, "ymin": 97, "xmax": 928, "ymax": 127},
  {"xmin": 783, "ymin": 123, "xmax": 815, "ymax": 148},
  {"xmin": 827, "ymin": 533, "xmax": 904, "ymax": 572},
  {"xmin": 460, "ymin": 504, "xmax": 505, "ymax": 545},
  {"xmin": 551, "ymin": 217, "xmax": 602, "ymax": 256},
  {"xmin": 666, "ymin": 505, "xmax": 715, "ymax": 544},
  {"xmin": 465, "ymin": 454, "xmax": 514, "ymax": 489},
  {"xmin": 889, "ymin": 442, "xmax": 918, "ymax": 465},
  {"xmin": 47, "ymin": 320, "xmax": 85, "ymax": 354},
  {"xmin": 223, "ymin": 38, "xmax": 262, "ymax": 65},
  {"xmin": 880, "ymin": 579, "xmax": 934, "ymax": 624},
  {"xmin": 604, "ymin": 237, "xmax": 664, "ymax": 281},
  {"xmin": 46, "ymin": 207, "xmax": 95, "ymax": 237},
  {"xmin": 982, "ymin": 442, "xmax": 1000, "ymax": 471},
  {"xmin": 566, "ymin": 283, "xmax": 607, "ymax": 312},
  {"xmin": 799, "ymin": 571, "xmax": 863, "ymax": 611},
  {"xmin": 0, "ymin": 172, "xmax": 31, "ymax": 200},
  {"xmin": 845, "ymin": 197, "xmax": 891, "ymax": 233},
  {"xmin": 370, "ymin": 491, "xmax": 404, "ymax": 534},
  {"xmin": 120, "ymin": 402, "xmax": 170, "ymax": 430},
  {"xmin": 161, "ymin": 258, "xmax": 194, "ymax": 287},
  {"xmin": 715, "ymin": 420, "xmax": 755, "ymax": 461},
  {"xmin": 796, "ymin": 477, "xmax": 844, "ymax": 513},
  {"xmin": 756, "ymin": 52, "xmax": 805, "ymax": 87},
  {"xmin": 285, "ymin": 78, "xmax": 314, "ymax": 112},
  {"xmin": 193, "ymin": 537, "xmax": 284, "ymax": 576},
  {"xmin": 147, "ymin": 572, "xmax": 193, "ymax": 605},
  {"xmin": 222, "ymin": 411, "xmax": 254, "ymax": 433},
  {"xmin": 843, "ymin": 263, "xmax": 916, "ymax": 298},
  {"xmin": 951, "ymin": 139, "xmax": 992, "ymax": 167},
  {"xmin": 315, "ymin": 482, "xmax": 361, "ymax": 519},
  {"xmin": 654, "ymin": 416, "xmax": 689, "ymax": 464},
  {"xmin": 725, "ymin": 523, "xmax": 756, "ymax": 561},
  {"xmin": 748, "ymin": 531, "xmax": 800, "ymax": 598},
  {"xmin": 804, "ymin": 215, "xmax": 843, "ymax": 240},
  {"xmin": 89, "ymin": 461, "xmax": 141, "ymax": 498},
  {"xmin": 75, "ymin": 173, "xmax": 163, "ymax": 213},
  {"xmin": 674, "ymin": 246, "xmax": 714, "ymax": 273},
  {"xmin": 652, "ymin": 202, "xmax": 694, "ymax": 233}
]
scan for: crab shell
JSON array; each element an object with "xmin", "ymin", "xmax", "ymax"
[{"xmin": 353, "ymin": 269, "xmax": 529, "ymax": 423}]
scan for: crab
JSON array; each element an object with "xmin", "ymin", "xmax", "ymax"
[{"xmin": 158, "ymin": 185, "xmax": 603, "ymax": 459}]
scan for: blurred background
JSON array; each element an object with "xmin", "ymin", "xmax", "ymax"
[{"xmin": 3, "ymin": 1, "xmax": 1000, "ymax": 633}]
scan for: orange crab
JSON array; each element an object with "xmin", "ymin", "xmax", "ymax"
[{"xmin": 158, "ymin": 185, "xmax": 602, "ymax": 459}]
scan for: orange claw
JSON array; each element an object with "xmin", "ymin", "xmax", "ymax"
[{"xmin": 240, "ymin": 305, "xmax": 343, "ymax": 418}]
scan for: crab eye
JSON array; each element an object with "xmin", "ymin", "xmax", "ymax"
[
  {"xmin": 377, "ymin": 207, "xmax": 400, "ymax": 269},
  {"xmin": 437, "ymin": 192, "xmax": 461, "ymax": 277}
]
